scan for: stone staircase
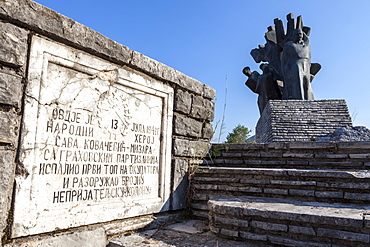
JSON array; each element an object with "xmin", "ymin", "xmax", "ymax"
[{"xmin": 190, "ymin": 142, "xmax": 370, "ymax": 246}]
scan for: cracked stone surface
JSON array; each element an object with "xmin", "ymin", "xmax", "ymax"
[
  {"xmin": 109, "ymin": 220, "xmax": 253, "ymax": 247},
  {"xmin": 12, "ymin": 35, "xmax": 174, "ymax": 238}
]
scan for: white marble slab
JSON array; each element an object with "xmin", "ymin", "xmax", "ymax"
[{"xmin": 12, "ymin": 36, "xmax": 173, "ymax": 237}]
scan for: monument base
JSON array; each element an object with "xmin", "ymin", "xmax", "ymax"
[{"xmin": 256, "ymin": 100, "xmax": 353, "ymax": 142}]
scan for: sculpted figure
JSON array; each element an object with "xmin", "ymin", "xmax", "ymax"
[
  {"xmin": 243, "ymin": 64, "xmax": 282, "ymax": 114},
  {"xmin": 244, "ymin": 13, "xmax": 321, "ymax": 110},
  {"xmin": 281, "ymin": 29, "xmax": 313, "ymax": 100}
]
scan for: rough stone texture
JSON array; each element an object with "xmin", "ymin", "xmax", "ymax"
[
  {"xmin": 317, "ymin": 228, "xmax": 370, "ymax": 243},
  {"xmin": 190, "ymin": 95, "xmax": 214, "ymax": 122},
  {"xmin": 103, "ymin": 215, "xmax": 154, "ymax": 236},
  {"xmin": 0, "ymin": 21, "xmax": 28, "ymax": 67},
  {"xmin": 173, "ymin": 138, "xmax": 210, "ymax": 157},
  {"xmin": 0, "ymin": 111, "xmax": 18, "ymax": 144},
  {"xmin": 256, "ymin": 100, "xmax": 352, "ymax": 142},
  {"xmin": 173, "ymin": 114, "xmax": 203, "ymax": 138},
  {"xmin": 5, "ymin": 228, "xmax": 107, "ymax": 247},
  {"xmin": 192, "ymin": 141, "xmax": 370, "ymax": 246},
  {"xmin": 174, "ymin": 89, "xmax": 192, "ymax": 114},
  {"xmin": 0, "ymin": 150, "xmax": 15, "ymax": 245},
  {"xmin": 203, "ymin": 84, "xmax": 216, "ymax": 100},
  {"xmin": 202, "ymin": 122, "xmax": 214, "ymax": 139},
  {"xmin": 315, "ymin": 126, "xmax": 370, "ymax": 142},
  {"xmin": 207, "ymin": 196, "xmax": 370, "ymax": 246},
  {"xmin": 172, "ymin": 158, "xmax": 189, "ymax": 210},
  {"xmin": 0, "ymin": 71, "xmax": 23, "ymax": 106},
  {"xmin": 109, "ymin": 219, "xmax": 249, "ymax": 247}
]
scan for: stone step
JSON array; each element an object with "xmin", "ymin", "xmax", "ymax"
[
  {"xmin": 208, "ymin": 196, "xmax": 370, "ymax": 247},
  {"xmin": 206, "ymin": 142, "xmax": 370, "ymax": 169},
  {"xmin": 191, "ymin": 167, "xmax": 370, "ymax": 217},
  {"xmin": 205, "ymin": 154, "xmax": 370, "ymax": 169}
]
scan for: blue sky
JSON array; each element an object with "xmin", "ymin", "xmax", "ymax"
[{"xmin": 33, "ymin": 0, "xmax": 370, "ymax": 142}]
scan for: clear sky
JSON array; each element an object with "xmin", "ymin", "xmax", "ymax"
[{"xmin": 33, "ymin": 0, "xmax": 370, "ymax": 142}]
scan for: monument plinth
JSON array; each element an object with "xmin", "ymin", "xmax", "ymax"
[{"xmin": 256, "ymin": 100, "xmax": 353, "ymax": 142}]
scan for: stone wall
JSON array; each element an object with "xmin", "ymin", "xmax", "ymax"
[
  {"xmin": 0, "ymin": 0, "xmax": 214, "ymax": 245},
  {"xmin": 256, "ymin": 100, "xmax": 352, "ymax": 142}
]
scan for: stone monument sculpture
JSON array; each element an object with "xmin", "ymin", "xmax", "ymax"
[
  {"xmin": 244, "ymin": 13, "xmax": 321, "ymax": 114},
  {"xmin": 243, "ymin": 64, "xmax": 281, "ymax": 115}
]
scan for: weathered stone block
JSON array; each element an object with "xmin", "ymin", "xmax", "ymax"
[
  {"xmin": 174, "ymin": 89, "xmax": 192, "ymax": 114},
  {"xmin": 175, "ymin": 73, "xmax": 204, "ymax": 96},
  {"xmin": 173, "ymin": 138, "xmax": 189, "ymax": 156},
  {"xmin": 202, "ymin": 122, "xmax": 214, "ymax": 139},
  {"xmin": 283, "ymin": 153, "xmax": 314, "ymax": 158},
  {"xmin": 315, "ymin": 191, "xmax": 343, "ymax": 199},
  {"xmin": 344, "ymin": 192, "xmax": 370, "ymax": 201},
  {"xmin": 0, "ymin": 150, "xmax": 15, "ymax": 242},
  {"xmin": 317, "ymin": 228, "xmax": 369, "ymax": 243},
  {"xmin": 172, "ymin": 158, "xmax": 189, "ymax": 210},
  {"xmin": 203, "ymin": 84, "xmax": 216, "ymax": 99},
  {"xmin": 173, "ymin": 138, "xmax": 210, "ymax": 157},
  {"xmin": 0, "ymin": 111, "xmax": 18, "ymax": 144},
  {"xmin": 0, "ymin": 21, "xmax": 28, "ymax": 67},
  {"xmin": 250, "ymin": 220, "xmax": 288, "ymax": 232},
  {"xmin": 173, "ymin": 115, "xmax": 202, "ymax": 138},
  {"xmin": 263, "ymin": 188, "xmax": 288, "ymax": 195},
  {"xmin": 220, "ymin": 228, "xmax": 239, "ymax": 237},
  {"xmin": 0, "ymin": 71, "xmax": 22, "ymax": 106},
  {"xmin": 190, "ymin": 95, "xmax": 214, "ymax": 121},
  {"xmin": 214, "ymin": 215, "xmax": 244, "ymax": 227},
  {"xmin": 289, "ymin": 225, "xmax": 316, "ymax": 236},
  {"xmin": 289, "ymin": 189, "xmax": 315, "ymax": 197},
  {"xmin": 237, "ymin": 186, "xmax": 262, "ymax": 193}
]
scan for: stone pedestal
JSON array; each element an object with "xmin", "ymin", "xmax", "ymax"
[{"xmin": 256, "ymin": 100, "xmax": 352, "ymax": 142}]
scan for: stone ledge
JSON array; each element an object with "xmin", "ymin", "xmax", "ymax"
[{"xmin": 197, "ymin": 167, "xmax": 370, "ymax": 179}]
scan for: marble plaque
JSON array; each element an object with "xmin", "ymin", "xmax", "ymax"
[{"xmin": 12, "ymin": 36, "xmax": 173, "ymax": 237}]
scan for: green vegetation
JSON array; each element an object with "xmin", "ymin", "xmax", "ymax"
[{"xmin": 225, "ymin": 124, "xmax": 252, "ymax": 143}]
